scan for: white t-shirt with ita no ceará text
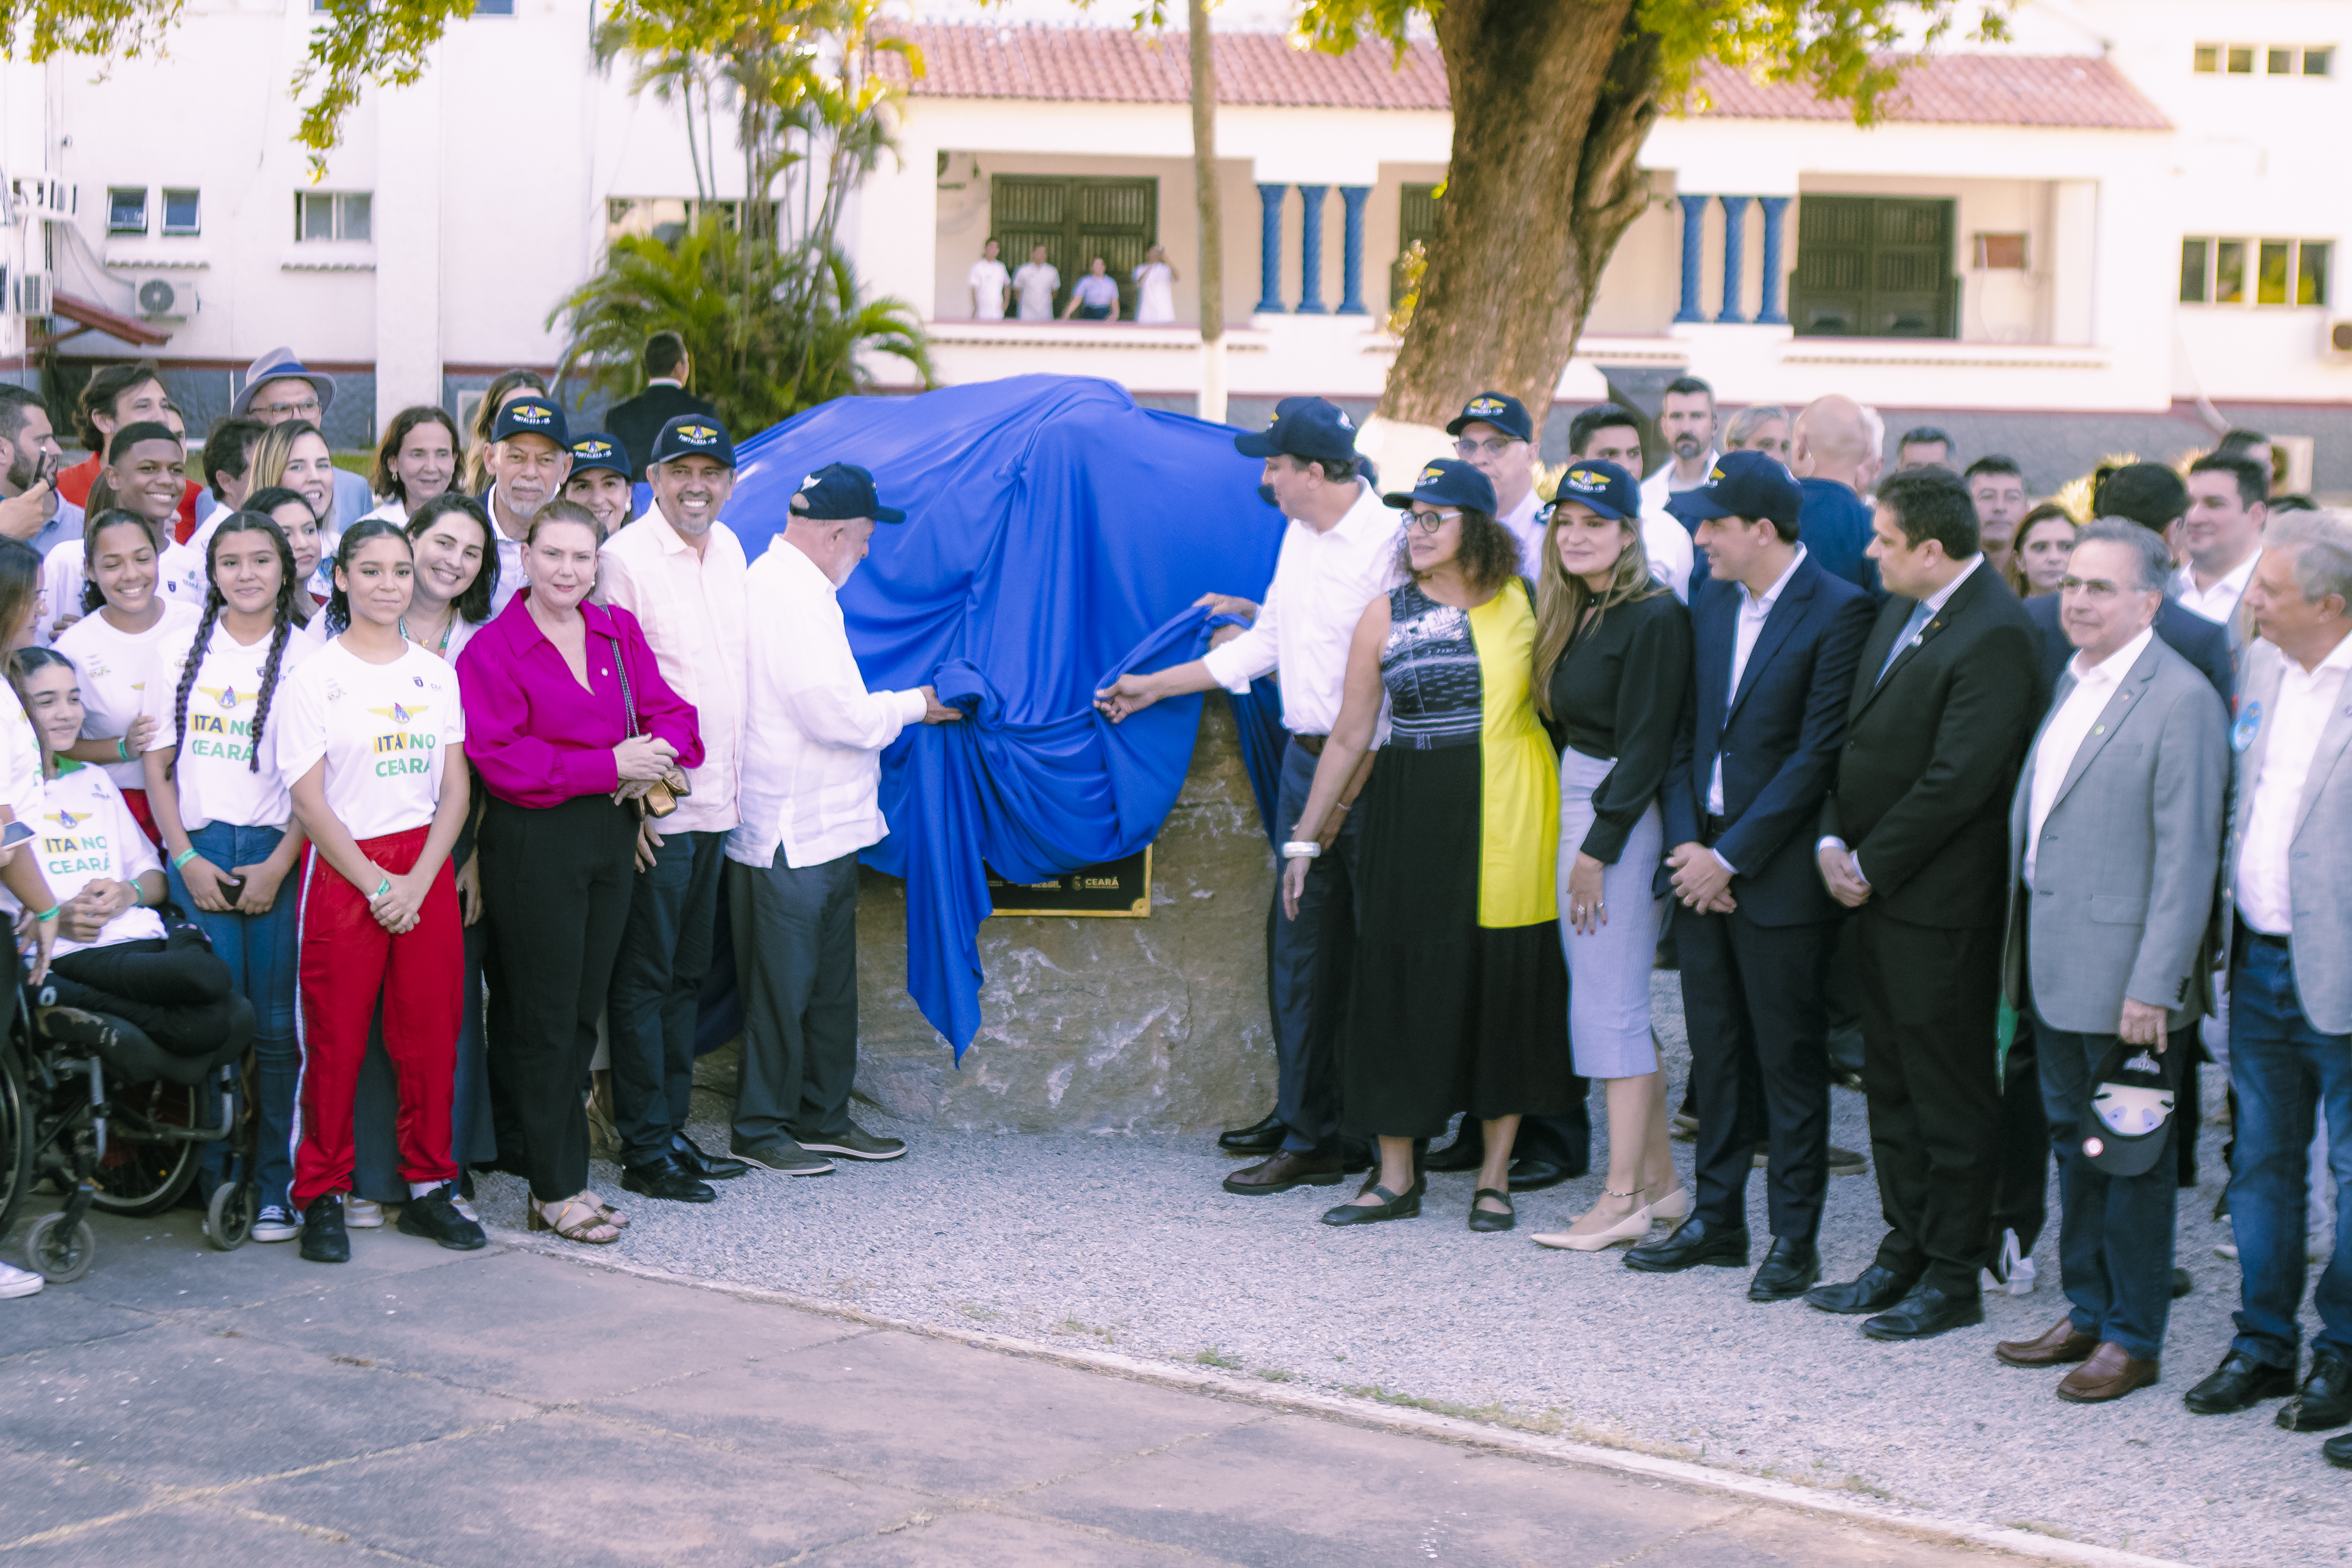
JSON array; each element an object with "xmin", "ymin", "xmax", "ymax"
[
  {"xmin": 143, "ymin": 620, "xmax": 318, "ymax": 832},
  {"xmin": 55, "ymin": 599, "xmax": 199, "ymax": 792},
  {"xmin": 5, "ymin": 762, "xmax": 168, "ymax": 957},
  {"xmin": 270, "ymin": 638, "xmax": 464, "ymax": 843}
]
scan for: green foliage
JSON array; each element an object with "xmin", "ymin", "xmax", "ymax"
[
  {"xmin": 548, "ymin": 219, "xmax": 932, "ymax": 440},
  {"xmin": 291, "ymin": 0, "xmax": 477, "ymax": 167}
]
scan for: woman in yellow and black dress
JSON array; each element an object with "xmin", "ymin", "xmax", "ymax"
[{"xmin": 1281, "ymin": 459, "xmax": 1571, "ymax": 1231}]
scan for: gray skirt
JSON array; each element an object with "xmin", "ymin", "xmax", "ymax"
[{"xmin": 1558, "ymin": 747, "xmax": 1664, "ymax": 1080}]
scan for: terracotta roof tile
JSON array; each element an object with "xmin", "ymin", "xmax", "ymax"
[{"xmin": 882, "ymin": 25, "xmax": 2169, "ymax": 132}]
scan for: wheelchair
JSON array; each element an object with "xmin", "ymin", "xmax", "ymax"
[{"xmin": 0, "ymin": 949, "xmax": 258, "ymax": 1284}]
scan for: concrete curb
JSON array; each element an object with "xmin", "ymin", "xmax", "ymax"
[{"xmin": 484, "ymin": 1228, "xmax": 2192, "ymax": 1568}]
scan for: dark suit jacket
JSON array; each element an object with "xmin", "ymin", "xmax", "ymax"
[
  {"xmin": 2024, "ymin": 590, "xmax": 2234, "ymax": 710},
  {"xmin": 1819, "ymin": 560, "xmax": 2040, "ymax": 929},
  {"xmin": 1663, "ymin": 555, "xmax": 1876, "ymax": 926},
  {"xmin": 605, "ymin": 383, "xmax": 719, "ymax": 481}
]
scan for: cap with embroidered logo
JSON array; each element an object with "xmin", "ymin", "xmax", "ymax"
[
  {"xmin": 1381, "ymin": 457, "xmax": 1497, "ymax": 515},
  {"xmin": 791, "ymin": 462, "xmax": 904, "ymax": 524},
  {"xmin": 1233, "ymin": 396, "xmax": 1361, "ymax": 464},
  {"xmin": 649, "ymin": 413, "xmax": 736, "ymax": 469},
  {"xmin": 566, "ymin": 432, "xmax": 628, "ymax": 481},
  {"xmin": 1445, "ymin": 391, "xmax": 1533, "ymax": 444},
  {"xmin": 2077, "ymin": 1034, "xmax": 2189, "ymax": 1177},
  {"xmin": 1549, "ymin": 459, "xmax": 1640, "ymax": 523},
  {"xmin": 490, "ymin": 395, "xmax": 570, "ymax": 449},
  {"xmin": 1664, "ymin": 447, "xmax": 1801, "ymax": 530}
]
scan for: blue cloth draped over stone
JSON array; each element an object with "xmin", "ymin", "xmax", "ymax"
[{"xmin": 696, "ymin": 375, "xmax": 1294, "ymax": 1058}]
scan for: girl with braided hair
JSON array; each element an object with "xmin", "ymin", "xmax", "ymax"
[{"xmin": 140, "ymin": 512, "xmax": 318, "ymax": 1244}]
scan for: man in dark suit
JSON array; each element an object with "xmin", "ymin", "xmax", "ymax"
[
  {"xmin": 1624, "ymin": 452, "xmax": 1875, "ymax": 1302},
  {"xmin": 604, "ymin": 331, "xmax": 719, "ymax": 482},
  {"xmin": 1807, "ymin": 466, "xmax": 2040, "ymax": 1341}
]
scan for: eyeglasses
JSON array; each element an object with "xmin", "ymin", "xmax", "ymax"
[
  {"xmin": 1406, "ymin": 509, "xmax": 1459, "ymax": 534},
  {"xmin": 253, "ymin": 396, "xmax": 322, "ymax": 419},
  {"xmin": 1454, "ymin": 437, "xmax": 1521, "ymax": 458}
]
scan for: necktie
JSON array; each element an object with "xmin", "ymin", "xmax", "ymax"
[{"xmin": 1877, "ymin": 601, "xmax": 1934, "ymax": 684}]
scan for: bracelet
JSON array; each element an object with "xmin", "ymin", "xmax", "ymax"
[
  {"xmin": 370, "ymin": 875, "xmax": 393, "ymax": 901},
  {"xmin": 115, "ymin": 737, "xmax": 133, "ymax": 762},
  {"xmin": 1281, "ymin": 840, "xmax": 1322, "ymax": 859},
  {"xmin": 33, "ymin": 904, "xmax": 59, "ymax": 923},
  {"xmin": 172, "ymin": 848, "xmax": 198, "ymax": 870}
]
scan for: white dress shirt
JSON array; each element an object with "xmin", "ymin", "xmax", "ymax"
[
  {"xmin": 600, "ymin": 509, "xmax": 748, "ymax": 834},
  {"xmin": 485, "ymin": 483, "xmax": 529, "ymax": 616},
  {"xmin": 729, "ymin": 537, "xmax": 928, "ymax": 871},
  {"xmin": 2024, "ymin": 626, "xmax": 2152, "ymax": 887},
  {"xmin": 2173, "ymin": 552, "xmax": 2258, "ymax": 626},
  {"xmin": 1498, "ymin": 486, "xmax": 1546, "ymax": 576},
  {"xmin": 1200, "ymin": 479, "xmax": 1402, "ymax": 738},
  {"xmin": 2237, "ymin": 628, "xmax": 2352, "ymax": 933},
  {"xmin": 1707, "ymin": 545, "xmax": 1808, "ymax": 838}
]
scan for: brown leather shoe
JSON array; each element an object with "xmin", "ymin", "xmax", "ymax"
[
  {"xmin": 1996, "ymin": 1316, "xmax": 2099, "ymax": 1367},
  {"xmin": 2056, "ymin": 1342, "xmax": 2160, "ymax": 1404},
  {"xmin": 1221, "ymin": 1149, "xmax": 1346, "ymax": 1195}
]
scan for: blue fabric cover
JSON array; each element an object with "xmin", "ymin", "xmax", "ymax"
[{"xmin": 712, "ymin": 375, "xmax": 1291, "ymax": 1055}]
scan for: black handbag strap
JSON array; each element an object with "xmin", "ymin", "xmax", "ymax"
[{"xmin": 604, "ymin": 632, "xmax": 642, "ymax": 740}]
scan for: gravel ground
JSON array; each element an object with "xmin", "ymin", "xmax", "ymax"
[{"xmin": 472, "ymin": 977, "xmax": 2345, "ymax": 1568}]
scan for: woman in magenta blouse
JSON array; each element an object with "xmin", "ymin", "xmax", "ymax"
[{"xmin": 457, "ymin": 499, "xmax": 701, "ymax": 1244}]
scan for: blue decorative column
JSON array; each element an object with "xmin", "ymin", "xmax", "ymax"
[
  {"xmin": 1717, "ymin": 195, "xmax": 1752, "ymax": 323},
  {"xmin": 1675, "ymin": 193, "xmax": 1709, "ymax": 323},
  {"xmin": 1756, "ymin": 196, "xmax": 1792, "ymax": 325},
  {"xmin": 1255, "ymin": 183, "xmax": 1288, "ymax": 314},
  {"xmin": 1337, "ymin": 185, "xmax": 1371, "ymax": 314},
  {"xmin": 1295, "ymin": 185, "xmax": 1330, "ymax": 314}
]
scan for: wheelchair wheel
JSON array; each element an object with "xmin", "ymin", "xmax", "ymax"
[
  {"xmin": 27, "ymin": 1211, "xmax": 94, "ymax": 1283},
  {"xmin": 90, "ymin": 1081, "xmax": 202, "ymax": 1218},
  {"xmin": 0, "ymin": 1040, "xmax": 30, "ymax": 1243},
  {"xmin": 205, "ymin": 1179, "xmax": 254, "ymax": 1251}
]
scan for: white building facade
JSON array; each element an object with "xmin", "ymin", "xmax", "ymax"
[{"xmin": 0, "ymin": 0, "xmax": 2345, "ymax": 493}]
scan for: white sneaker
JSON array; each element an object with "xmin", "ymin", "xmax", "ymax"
[
  {"xmin": 1979, "ymin": 1228, "xmax": 2037, "ymax": 1296},
  {"xmin": 251, "ymin": 1204, "xmax": 301, "ymax": 1243},
  {"xmin": 1, "ymin": 1259, "xmax": 44, "ymax": 1298},
  {"xmin": 344, "ymin": 1196, "xmax": 386, "ymax": 1229}
]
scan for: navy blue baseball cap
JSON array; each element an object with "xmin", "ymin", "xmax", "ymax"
[
  {"xmin": 650, "ymin": 413, "xmax": 735, "ymax": 468},
  {"xmin": 1445, "ymin": 391, "xmax": 1533, "ymax": 444},
  {"xmin": 1550, "ymin": 459, "xmax": 1640, "ymax": 522},
  {"xmin": 490, "ymin": 395, "xmax": 569, "ymax": 448},
  {"xmin": 1382, "ymin": 457, "xmax": 1497, "ymax": 515},
  {"xmin": 1234, "ymin": 396, "xmax": 1360, "ymax": 464},
  {"xmin": 792, "ymin": 462, "xmax": 903, "ymax": 524},
  {"xmin": 1665, "ymin": 448, "xmax": 1801, "ymax": 530},
  {"xmin": 2079, "ymin": 1035, "xmax": 2188, "ymax": 1177},
  {"xmin": 566, "ymin": 432, "xmax": 628, "ymax": 481}
]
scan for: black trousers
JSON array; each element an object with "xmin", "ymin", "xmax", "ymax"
[
  {"xmin": 481, "ymin": 793, "xmax": 639, "ymax": 1203},
  {"xmin": 1988, "ymin": 1007, "xmax": 2051, "ymax": 1256},
  {"xmin": 49, "ymin": 925, "xmax": 242, "ymax": 1057},
  {"xmin": 1678, "ymin": 901, "xmax": 1835, "ymax": 1240},
  {"xmin": 1851, "ymin": 907, "xmax": 2005, "ymax": 1295},
  {"xmin": 607, "ymin": 827, "xmax": 726, "ymax": 1165}
]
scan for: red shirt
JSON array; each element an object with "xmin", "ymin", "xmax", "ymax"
[{"xmin": 58, "ymin": 454, "xmax": 204, "ymax": 543}]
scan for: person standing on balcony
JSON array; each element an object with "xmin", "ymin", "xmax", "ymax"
[
  {"xmin": 605, "ymin": 332, "xmax": 718, "ymax": 483},
  {"xmin": 969, "ymin": 239, "xmax": 1010, "ymax": 321},
  {"xmin": 1640, "ymin": 377, "xmax": 1720, "ymax": 525},
  {"xmin": 1064, "ymin": 258, "xmax": 1121, "ymax": 322},
  {"xmin": 1134, "ymin": 245, "xmax": 1178, "ymax": 325},
  {"xmin": 1013, "ymin": 245, "xmax": 1060, "ymax": 322}
]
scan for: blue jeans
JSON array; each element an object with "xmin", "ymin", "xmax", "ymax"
[
  {"xmin": 2038, "ymin": 1013, "xmax": 2178, "ymax": 1362},
  {"xmin": 2229, "ymin": 934, "xmax": 2352, "ymax": 1369},
  {"xmin": 173, "ymin": 821, "xmax": 300, "ymax": 1212}
]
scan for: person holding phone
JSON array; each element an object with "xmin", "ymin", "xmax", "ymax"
[
  {"xmin": 143, "ymin": 513, "xmax": 317, "ymax": 1243},
  {"xmin": 55, "ymin": 510, "xmax": 199, "ymax": 844},
  {"xmin": 276, "ymin": 521, "xmax": 478, "ymax": 1266}
]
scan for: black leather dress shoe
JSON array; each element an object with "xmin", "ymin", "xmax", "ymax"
[
  {"xmin": 1323, "ymin": 1176, "xmax": 1425, "ymax": 1226},
  {"xmin": 1425, "ymin": 1133, "xmax": 1487, "ymax": 1173},
  {"xmin": 1223, "ymin": 1149, "xmax": 1345, "ymax": 1195},
  {"xmin": 621, "ymin": 1153, "xmax": 717, "ymax": 1203},
  {"xmin": 1507, "ymin": 1157, "xmax": 1577, "ymax": 1193},
  {"xmin": 1806, "ymin": 1263, "xmax": 1921, "ymax": 1316},
  {"xmin": 1624, "ymin": 1217, "xmax": 1750, "ymax": 1273},
  {"xmin": 2184, "ymin": 1350, "xmax": 2297, "ymax": 1414},
  {"xmin": 673, "ymin": 1133, "xmax": 747, "ymax": 1180},
  {"xmin": 2326, "ymin": 1431, "xmax": 2352, "ymax": 1469},
  {"xmin": 1218, "ymin": 1112, "xmax": 1286, "ymax": 1155},
  {"xmin": 1862, "ymin": 1283, "xmax": 1985, "ymax": 1341},
  {"xmin": 1748, "ymin": 1237, "xmax": 1822, "ymax": 1302},
  {"xmin": 2280, "ymin": 1352, "xmax": 2352, "ymax": 1432}
]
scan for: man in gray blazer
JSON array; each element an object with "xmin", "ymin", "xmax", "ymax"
[
  {"xmin": 1992, "ymin": 520, "xmax": 2227, "ymax": 1404},
  {"xmin": 2184, "ymin": 512, "xmax": 2352, "ymax": 1460}
]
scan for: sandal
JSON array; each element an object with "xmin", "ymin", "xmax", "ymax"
[
  {"xmin": 529, "ymin": 1193, "xmax": 621, "ymax": 1244},
  {"xmin": 581, "ymin": 1190, "xmax": 630, "ymax": 1230}
]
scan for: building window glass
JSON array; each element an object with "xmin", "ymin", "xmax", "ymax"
[
  {"xmin": 2258, "ymin": 240, "xmax": 2293, "ymax": 304},
  {"xmin": 2269, "ymin": 47, "xmax": 2298, "ymax": 74},
  {"xmin": 295, "ymin": 191, "xmax": 371, "ymax": 242},
  {"xmin": 161, "ymin": 188, "xmax": 200, "ymax": 236},
  {"xmin": 2181, "ymin": 237, "xmax": 2330, "ymax": 307},
  {"xmin": 107, "ymin": 186, "xmax": 147, "ymax": 235},
  {"xmin": 2214, "ymin": 240, "xmax": 2246, "ymax": 303},
  {"xmin": 605, "ymin": 196, "xmax": 778, "ymax": 248},
  {"xmin": 2227, "ymin": 45, "xmax": 2256, "ymax": 73},
  {"xmin": 2178, "ymin": 238, "xmax": 2209, "ymax": 303},
  {"xmin": 2193, "ymin": 43, "xmax": 2219, "ymax": 72},
  {"xmin": 2299, "ymin": 241, "xmax": 2332, "ymax": 305},
  {"xmin": 473, "ymin": 0, "xmax": 515, "ymax": 12},
  {"xmin": 2308, "ymin": 46, "xmax": 2335, "ymax": 76}
]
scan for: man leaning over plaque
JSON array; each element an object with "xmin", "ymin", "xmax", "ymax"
[{"xmin": 1096, "ymin": 398, "xmax": 1398, "ymax": 1195}]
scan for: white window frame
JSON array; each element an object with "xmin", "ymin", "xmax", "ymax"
[{"xmin": 2178, "ymin": 236, "xmax": 2332, "ymax": 308}]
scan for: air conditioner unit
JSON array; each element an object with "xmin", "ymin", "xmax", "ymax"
[
  {"xmin": 2327, "ymin": 318, "xmax": 2352, "ymax": 359},
  {"xmin": 130, "ymin": 274, "xmax": 197, "ymax": 318},
  {"xmin": 14, "ymin": 271, "xmax": 50, "ymax": 317},
  {"xmin": 9, "ymin": 178, "xmax": 76, "ymax": 220}
]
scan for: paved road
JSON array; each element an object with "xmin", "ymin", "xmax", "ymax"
[{"xmin": 4, "ymin": 1211, "xmax": 2061, "ymax": 1568}]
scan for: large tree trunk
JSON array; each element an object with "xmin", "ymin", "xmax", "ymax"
[
  {"xmin": 1187, "ymin": 0, "xmax": 1226, "ymax": 422},
  {"xmin": 1375, "ymin": 1, "xmax": 1661, "ymax": 428}
]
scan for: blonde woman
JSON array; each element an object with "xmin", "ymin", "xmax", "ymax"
[{"xmin": 1528, "ymin": 460, "xmax": 1692, "ymax": 1250}]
